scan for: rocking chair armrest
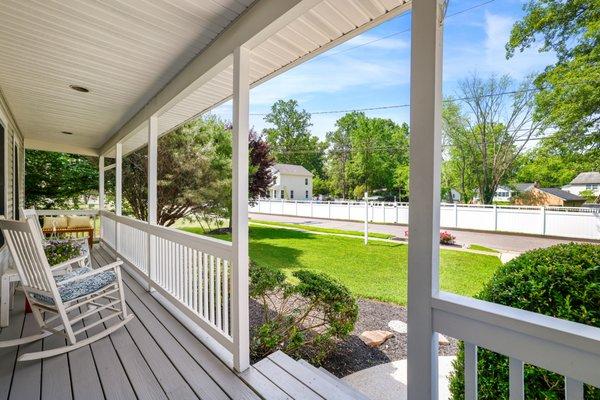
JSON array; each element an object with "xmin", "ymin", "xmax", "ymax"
[
  {"xmin": 57, "ymin": 260, "xmax": 123, "ymax": 286},
  {"xmin": 50, "ymin": 254, "xmax": 88, "ymax": 272}
]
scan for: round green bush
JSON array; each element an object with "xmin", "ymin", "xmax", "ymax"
[{"xmin": 448, "ymin": 243, "xmax": 600, "ymax": 399}]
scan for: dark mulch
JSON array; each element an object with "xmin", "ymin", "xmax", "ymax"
[{"xmin": 249, "ymin": 297, "xmax": 458, "ymax": 378}]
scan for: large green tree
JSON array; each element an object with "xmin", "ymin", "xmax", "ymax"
[
  {"xmin": 263, "ymin": 99, "xmax": 326, "ymax": 177},
  {"xmin": 25, "ymin": 150, "xmax": 98, "ymax": 209},
  {"xmin": 507, "ymin": 0, "xmax": 600, "ymax": 170},
  {"xmin": 121, "ymin": 116, "xmax": 274, "ymax": 227},
  {"xmin": 326, "ymin": 112, "xmax": 409, "ymax": 199},
  {"xmin": 443, "ymin": 74, "xmax": 543, "ymax": 204}
]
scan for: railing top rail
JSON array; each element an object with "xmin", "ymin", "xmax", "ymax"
[
  {"xmin": 100, "ymin": 210, "xmax": 232, "ymax": 260},
  {"xmin": 35, "ymin": 209, "xmax": 99, "ymax": 216},
  {"xmin": 433, "ymin": 292, "xmax": 600, "ymax": 357}
]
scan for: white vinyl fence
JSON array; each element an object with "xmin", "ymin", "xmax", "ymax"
[{"xmin": 250, "ymin": 199, "xmax": 600, "ymax": 240}]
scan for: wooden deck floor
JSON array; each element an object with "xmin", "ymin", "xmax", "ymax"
[{"xmin": 0, "ymin": 246, "xmax": 369, "ymax": 400}]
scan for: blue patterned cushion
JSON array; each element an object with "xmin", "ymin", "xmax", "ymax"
[{"xmin": 32, "ymin": 267, "xmax": 116, "ymax": 305}]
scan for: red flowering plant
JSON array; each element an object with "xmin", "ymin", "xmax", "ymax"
[{"xmin": 403, "ymin": 230, "xmax": 456, "ymax": 245}]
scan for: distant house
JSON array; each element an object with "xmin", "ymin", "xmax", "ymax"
[
  {"xmin": 267, "ymin": 163, "xmax": 313, "ymax": 200},
  {"xmin": 472, "ymin": 185, "xmax": 513, "ymax": 203},
  {"xmin": 562, "ymin": 172, "xmax": 600, "ymax": 196},
  {"xmin": 513, "ymin": 185, "xmax": 586, "ymax": 207}
]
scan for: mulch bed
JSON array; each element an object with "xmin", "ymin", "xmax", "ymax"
[{"xmin": 249, "ymin": 297, "xmax": 459, "ymax": 378}]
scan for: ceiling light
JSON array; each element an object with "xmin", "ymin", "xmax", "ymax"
[
  {"xmin": 61, "ymin": 131, "xmax": 74, "ymax": 135},
  {"xmin": 69, "ymin": 85, "xmax": 89, "ymax": 93}
]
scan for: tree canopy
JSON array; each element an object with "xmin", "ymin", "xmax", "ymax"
[
  {"xmin": 263, "ymin": 99, "xmax": 326, "ymax": 177},
  {"xmin": 507, "ymin": 0, "xmax": 599, "ymax": 170},
  {"xmin": 442, "ymin": 74, "xmax": 543, "ymax": 204},
  {"xmin": 326, "ymin": 112, "xmax": 409, "ymax": 200},
  {"xmin": 25, "ymin": 150, "xmax": 98, "ymax": 209},
  {"xmin": 120, "ymin": 116, "xmax": 273, "ymax": 227}
]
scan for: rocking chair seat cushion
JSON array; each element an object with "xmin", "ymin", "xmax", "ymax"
[{"xmin": 32, "ymin": 267, "xmax": 117, "ymax": 305}]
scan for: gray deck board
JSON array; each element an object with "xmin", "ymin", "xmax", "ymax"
[
  {"xmin": 0, "ymin": 291, "xmax": 26, "ymax": 400},
  {"xmin": 10, "ymin": 313, "xmax": 42, "ymax": 400},
  {"xmin": 41, "ymin": 331, "xmax": 72, "ymax": 400}
]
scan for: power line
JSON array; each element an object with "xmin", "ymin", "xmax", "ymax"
[
  {"xmin": 311, "ymin": 0, "xmax": 497, "ymax": 62},
  {"xmin": 240, "ymin": 87, "xmax": 538, "ymax": 116}
]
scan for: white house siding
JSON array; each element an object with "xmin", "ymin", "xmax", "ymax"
[
  {"xmin": 0, "ymin": 90, "xmax": 25, "ymax": 274},
  {"xmin": 562, "ymin": 184, "xmax": 600, "ymax": 196},
  {"xmin": 269, "ymin": 172, "xmax": 312, "ymax": 200}
]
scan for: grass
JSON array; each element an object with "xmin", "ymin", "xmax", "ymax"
[
  {"xmin": 249, "ymin": 219, "xmax": 395, "ymax": 239},
  {"xmin": 179, "ymin": 224, "xmax": 501, "ymax": 305},
  {"xmin": 468, "ymin": 244, "xmax": 499, "ymax": 253}
]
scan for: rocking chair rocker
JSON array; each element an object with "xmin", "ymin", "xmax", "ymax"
[{"xmin": 0, "ymin": 217, "xmax": 133, "ymax": 361}]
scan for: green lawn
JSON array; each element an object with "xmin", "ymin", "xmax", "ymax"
[
  {"xmin": 249, "ymin": 219, "xmax": 395, "ymax": 239},
  {"xmin": 468, "ymin": 244, "xmax": 500, "ymax": 253},
  {"xmin": 180, "ymin": 225, "xmax": 501, "ymax": 305}
]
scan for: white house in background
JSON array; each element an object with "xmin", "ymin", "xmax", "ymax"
[
  {"xmin": 562, "ymin": 172, "xmax": 600, "ymax": 196},
  {"xmin": 268, "ymin": 163, "xmax": 313, "ymax": 200}
]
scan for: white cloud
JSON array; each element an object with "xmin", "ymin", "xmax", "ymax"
[
  {"xmin": 249, "ymin": 55, "xmax": 410, "ymax": 106},
  {"xmin": 443, "ymin": 11, "xmax": 555, "ymax": 84}
]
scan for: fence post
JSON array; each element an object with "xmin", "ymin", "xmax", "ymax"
[
  {"xmin": 364, "ymin": 192, "xmax": 369, "ymax": 245},
  {"xmin": 310, "ymin": 200, "xmax": 313, "ymax": 218},
  {"xmin": 328, "ymin": 201, "xmax": 331, "ymax": 219},
  {"xmin": 295, "ymin": 200, "xmax": 298, "ymax": 216},
  {"xmin": 268, "ymin": 198, "xmax": 272, "ymax": 214},
  {"xmin": 454, "ymin": 203, "xmax": 458, "ymax": 228},
  {"xmin": 541, "ymin": 206, "xmax": 546, "ymax": 235},
  {"xmin": 493, "ymin": 204, "xmax": 498, "ymax": 231},
  {"xmin": 348, "ymin": 202, "xmax": 351, "ymax": 220},
  {"xmin": 395, "ymin": 202, "xmax": 399, "ymax": 224}
]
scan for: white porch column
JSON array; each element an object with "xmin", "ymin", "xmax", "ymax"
[
  {"xmin": 407, "ymin": 0, "xmax": 445, "ymax": 399},
  {"xmin": 99, "ymin": 155, "xmax": 105, "ymax": 241},
  {"xmin": 147, "ymin": 115, "xmax": 158, "ymax": 290},
  {"xmin": 115, "ymin": 143, "xmax": 123, "ymax": 252},
  {"xmin": 99, "ymin": 155, "xmax": 105, "ymax": 211},
  {"xmin": 115, "ymin": 143, "xmax": 123, "ymax": 216},
  {"xmin": 231, "ymin": 45, "xmax": 250, "ymax": 372}
]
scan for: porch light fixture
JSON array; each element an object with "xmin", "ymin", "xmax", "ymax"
[
  {"xmin": 61, "ymin": 131, "xmax": 74, "ymax": 135},
  {"xmin": 69, "ymin": 85, "xmax": 89, "ymax": 93}
]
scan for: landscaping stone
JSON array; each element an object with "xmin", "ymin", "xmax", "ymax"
[
  {"xmin": 359, "ymin": 330, "xmax": 394, "ymax": 347},
  {"xmin": 388, "ymin": 320, "xmax": 407, "ymax": 334}
]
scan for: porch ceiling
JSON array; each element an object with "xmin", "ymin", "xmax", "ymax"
[{"xmin": 0, "ymin": 0, "xmax": 410, "ymax": 157}]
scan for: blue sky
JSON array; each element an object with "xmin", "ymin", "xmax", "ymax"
[{"xmin": 210, "ymin": 0, "xmax": 554, "ymax": 139}]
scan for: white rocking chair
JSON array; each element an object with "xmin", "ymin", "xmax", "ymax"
[{"xmin": 0, "ymin": 217, "xmax": 133, "ymax": 361}]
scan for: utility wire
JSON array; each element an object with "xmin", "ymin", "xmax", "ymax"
[{"xmin": 311, "ymin": 0, "xmax": 497, "ymax": 62}]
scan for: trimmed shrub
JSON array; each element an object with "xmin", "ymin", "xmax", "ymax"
[
  {"xmin": 449, "ymin": 243, "xmax": 600, "ymax": 399},
  {"xmin": 249, "ymin": 262, "xmax": 358, "ymax": 364},
  {"xmin": 440, "ymin": 231, "xmax": 456, "ymax": 245}
]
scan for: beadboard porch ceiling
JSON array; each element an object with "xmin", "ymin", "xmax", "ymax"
[{"xmin": 0, "ymin": 0, "xmax": 411, "ymax": 157}]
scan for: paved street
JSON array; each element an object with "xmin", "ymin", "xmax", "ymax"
[{"xmin": 249, "ymin": 213, "xmax": 588, "ymax": 253}]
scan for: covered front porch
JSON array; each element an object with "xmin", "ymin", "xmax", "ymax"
[{"xmin": 1, "ymin": 0, "xmax": 599, "ymax": 399}]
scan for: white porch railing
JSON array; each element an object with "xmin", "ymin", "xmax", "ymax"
[
  {"xmin": 434, "ymin": 292, "xmax": 600, "ymax": 399},
  {"xmin": 33, "ymin": 208, "xmax": 240, "ymax": 366},
  {"xmin": 249, "ymin": 199, "xmax": 600, "ymax": 240},
  {"xmin": 92, "ymin": 211, "xmax": 237, "ymax": 361}
]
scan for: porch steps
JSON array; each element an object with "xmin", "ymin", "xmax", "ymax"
[{"xmin": 248, "ymin": 350, "xmax": 369, "ymax": 399}]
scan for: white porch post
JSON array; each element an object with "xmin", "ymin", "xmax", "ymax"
[
  {"xmin": 115, "ymin": 143, "xmax": 123, "ymax": 252},
  {"xmin": 407, "ymin": 0, "xmax": 444, "ymax": 399},
  {"xmin": 99, "ymin": 155, "xmax": 105, "ymax": 241},
  {"xmin": 147, "ymin": 115, "xmax": 158, "ymax": 290},
  {"xmin": 99, "ymin": 156, "xmax": 105, "ymax": 211},
  {"xmin": 231, "ymin": 45, "xmax": 250, "ymax": 372}
]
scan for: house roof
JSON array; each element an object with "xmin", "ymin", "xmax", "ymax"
[
  {"xmin": 540, "ymin": 187, "xmax": 586, "ymax": 201},
  {"xmin": 515, "ymin": 183, "xmax": 535, "ymax": 192},
  {"xmin": 569, "ymin": 172, "xmax": 600, "ymax": 185},
  {"xmin": 272, "ymin": 163, "xmax": 312, "ymax": 176}
]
